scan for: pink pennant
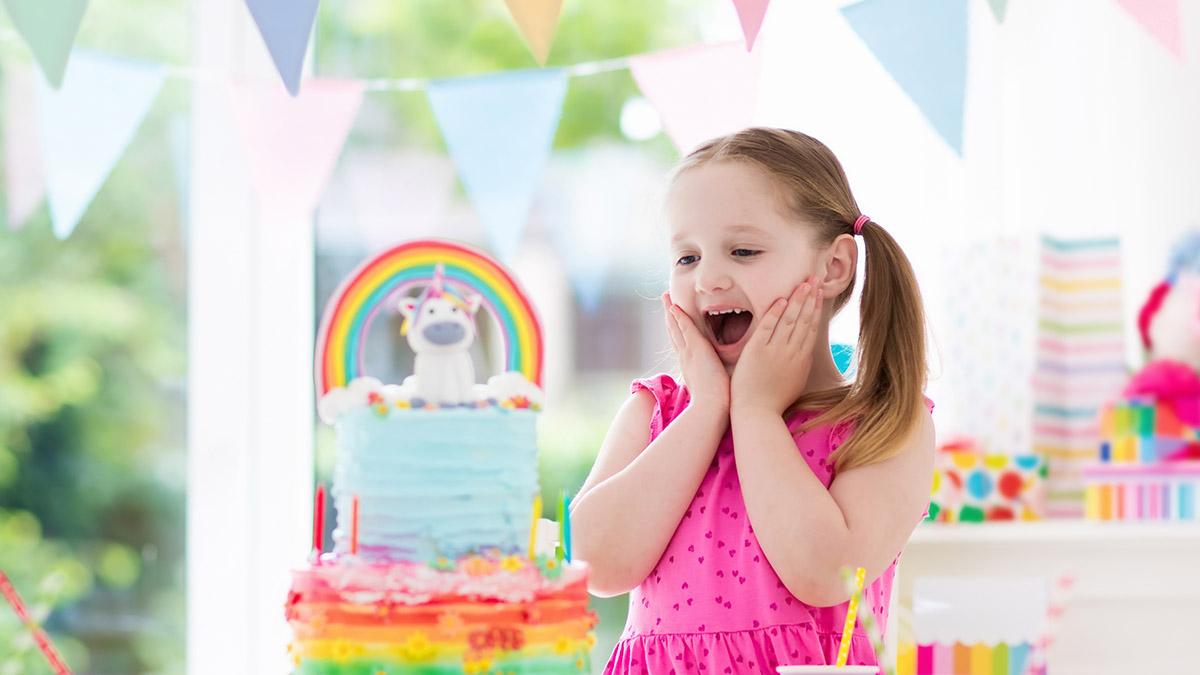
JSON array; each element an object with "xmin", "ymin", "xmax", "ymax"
[
  {"xmin": 1116, "ymin": 0, "xmax": 1183, "ymax": 60},
  {"xmin": 629, "ymin": 42, "xmax": 761, "ymax": 154},
  {"xmin": 732, "ymin": 0, "xmax": 771, "ymax": 51},
  {"xmin": 4, "ymin": 66, "xmax": 44, "ymax": 229},
  {"xmin": 230, "ymin": 78, "xmax": 364, "ymax": 217}
]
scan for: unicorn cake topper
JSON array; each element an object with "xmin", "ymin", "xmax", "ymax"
[
  {"xmin": 315, "ymin": 241, "xmax": 545, "ymax": 423},
  {"xmin": 397, "ymin": 263, "xmax": 484, "ymax": 405}
]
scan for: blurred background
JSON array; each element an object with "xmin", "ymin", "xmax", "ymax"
[{"xmin": 1, "ymin": 0, "xmax": 1199, "ymax": 673}]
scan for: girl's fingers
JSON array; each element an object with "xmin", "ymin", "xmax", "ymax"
[
  {"xmin": 662, "ymin": 294, "xmax": 684, "ymax": 351},
  {"xmin": 778, "ymin": 283, "xmax": 808, "ymax": 340},
  {"xmin": 669, "ymin": 304, "xmax": 699, "ymax": 347},
  {"xmin": 755, "ymin": 298, "xmax": 786, "ymax": 344},
  {"xmin": 787, "ymin": 280, "xmax": 820, "ymax": 342},
  {"xmin": 795, "ymin": 286, "xmax": 824, "ymax": 349}
]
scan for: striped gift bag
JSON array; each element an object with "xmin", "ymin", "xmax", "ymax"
[{"xmin": 1034, "ymin": 236, "xmax": 1128, "ymax": 517}]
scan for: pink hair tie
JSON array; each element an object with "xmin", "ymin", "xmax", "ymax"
[{"xmin": 853, "ymin": 214, "xmax": 870, "ymax": 235}]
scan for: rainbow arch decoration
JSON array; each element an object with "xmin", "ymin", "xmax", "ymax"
[{"xmin": 315, "ymin": 239, "xmax": 543, "ymax": 396}]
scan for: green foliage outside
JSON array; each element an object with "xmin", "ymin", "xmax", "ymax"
[{"xmin": 0, "ymin": 1, "xmax": 188, "ymax": 671}]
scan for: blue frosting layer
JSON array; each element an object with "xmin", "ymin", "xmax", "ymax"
[{"xmin": 331, "ymin": 406, "xmax": 538, "ymax": 561}]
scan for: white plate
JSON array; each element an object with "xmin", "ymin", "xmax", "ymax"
[{"xmin": 772, "ymin": 662, "xmax": 878, "ymax": 667}]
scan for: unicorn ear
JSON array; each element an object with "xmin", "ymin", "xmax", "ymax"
[
  {"xmin": 465, "ymin": 291, "xmax": 482, "ymax": 315},
  {"xmin": 398, "ymin": 299, "xmax": 419, "ymax": 337}
]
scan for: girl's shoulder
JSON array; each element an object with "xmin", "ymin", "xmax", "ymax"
[{"xmin": 630, "ymin": 374, "xmax": 691, "ymax": 436}]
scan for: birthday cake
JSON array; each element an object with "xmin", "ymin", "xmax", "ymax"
[{"xmin": 286, "ymin": 240, "xmax": 596, "ymax": 673}]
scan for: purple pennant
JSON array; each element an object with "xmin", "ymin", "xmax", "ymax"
[{"xmin": 244, "ymin": 0, "xmax": 319, "ymax": 96}]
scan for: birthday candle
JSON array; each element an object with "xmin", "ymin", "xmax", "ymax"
[
  {"xmin": 313, "ymin": 484, "xmax": 325, "ymax": 554},
  {"xmin": 528, "ymin": 494, "xmax": 542, "ymax": 560},
  {"xmin": 556, "ymin": 490, "xmax": 565, "ymax": 561},
  {"xmin": 563, "ymin": 492, "xmax": 572, "ymax": 563},
  {"xmin": 350, "ymin": 495, "xmax": 360, "ymax": 555}
]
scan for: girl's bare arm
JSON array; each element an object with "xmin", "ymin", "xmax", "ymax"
[{"xmin": 570, "ymin": 392, "xmax": 727, "ymax": 596}]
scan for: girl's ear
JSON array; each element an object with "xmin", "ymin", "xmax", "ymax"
[{"xmin": 821, "ymin": 233, "xmax": 858, "ymax": 296}]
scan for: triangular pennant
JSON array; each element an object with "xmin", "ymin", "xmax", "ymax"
[
  {"xmin": 2, "ymin": 0, "xmax": 88, "ymax": 88},
  {"xmin": 4, "ymin": 65, "xmax": 45, "ymax": 229},
  {"xmin": 503, "ymin": 0, "xmax": 564, "ymax": 65},
  {"xmin": 229, "ymin": 79, "xmax": 363, "ymax": 217},
  {"xmin": 629, "ymin": 42, "xmax": 761, "ymax": 154},
  {"xmin": 243, "ymin": 0, "xmax": 319, "ymax": 95},
  {"xmin": 986, "ymin": 0, "xmax": 1008, "ymax": 23},
  {"xmin": 841, "ymin": 0, "xmax": 968, "ymax": 155},
  {"xmin": 37, "ymin": 51, "xmax": 165, "ymax": 238},
  {"xmin": 427, "ymin": 69, "xmax": 567, "ymax": 261},
  {"xmin": 1116, "ymin": 0, "xmax": 1183, "ymax": 61},
  {"xmin": 546, "ymin": 147, "xmax": 641, "ymax": 312},
  {"xmin": 732, "ymin": 0, "xmax": 771, "ymax": 51}
]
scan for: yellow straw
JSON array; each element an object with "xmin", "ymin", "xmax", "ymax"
[
  {"xmin": 836, "ymin": 566, "xmax": 867, "ymax": 666},
  {"xmin": 528, "ymin": 494, "xmax": 542, "ymax": 560}
]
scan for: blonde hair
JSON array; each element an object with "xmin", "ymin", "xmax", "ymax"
[{"xmin": 674, "ymin": 127, "xmax": 927, "ymax": 473}]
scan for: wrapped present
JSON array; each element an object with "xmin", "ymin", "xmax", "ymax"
[
  {"xmin": 899, "ymin": 577, "xmax": 1049, "ymax": 675},
  {"xmin": 1082, "ymin": 462, "xmax": 1200, "ymax": 521},
  {"xmin": 928, "ymin": 437, "xmax": 1045, "ymax": 522},
  {"xmin": 1097, "ymin": 360, "xmax": 1200, "ymax": 464}
]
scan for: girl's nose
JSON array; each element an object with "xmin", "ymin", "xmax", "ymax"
[{"xmin": 694, "ymin": 261, "xmax": 732, "ymax": 294}]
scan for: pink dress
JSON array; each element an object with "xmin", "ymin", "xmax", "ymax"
[{"xmin": 605, "ymin": 374, "xmax": 930, "ymax": 674}]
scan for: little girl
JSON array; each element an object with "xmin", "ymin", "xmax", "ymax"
[{"xmin": 571, "ymin": 127, "xmax": 935, "ymax": 673}]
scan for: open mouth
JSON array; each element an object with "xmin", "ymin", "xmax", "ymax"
[{"xmin": 704, "ymin": 308, "xmax": 754, "ymax": 347}]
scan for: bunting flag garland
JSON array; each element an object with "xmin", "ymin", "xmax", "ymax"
[
  {"xmin": 986, "ymin": 0, "xmax": 1008, "ymax": 23},
  {"xmin": 2, "ymin": 0, "xmax": 88, "ymax": 88},
  {"xmin": 0, "ymin": 0, "xmax": 1187, "ymax": 266},
  {"xmin": 243, "ymin": 0, "xmax": 320, "ymax": 95},
  {"xmin": 629, "ymin": 42, "xmax": 761, "ymax": 154},
  {"xmin": 840, "ymin": 0, "xmax": 969, "ymax": 155},
  {"xmin": 1116, "ymin": 0, "xmax": 1183, "ymax": 61},
  {"xmin": 427, "ymin": 68, "xmax": 567, "ymax": 261},
  {"xmin": 229, "ymin": 78, "xmax": 364, "ymax": 217},
  {"xmin": 732, "ymin": 0, "xmax": 771, "ymax": 51},
  {"xmin": 37, "ymin": 50, "xmax": 166, "ymax": 238},
  {"xmin": 4, "ymin": 65, "xmax": 45, "ymax": 229},
  {"xmin": 503, "ymin": 0, "xmax": 564, "ymax": 66}
]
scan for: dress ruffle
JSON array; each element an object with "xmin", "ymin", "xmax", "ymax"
[{"xmin": 605, "ymin": 624, "xmax": 877, "ymax": 674}]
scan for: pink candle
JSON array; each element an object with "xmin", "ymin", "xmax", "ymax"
[
  {"xmin": 350, "ymin": 495, "xmax": 360, "ymax": 555},
  {"xmin": 313, "ymin": 484, "xmax": 325, "ymax": 553}
]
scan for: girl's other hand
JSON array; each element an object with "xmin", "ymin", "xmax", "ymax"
[
  {"xmin": 731, "ymin": 276, "xmax": 824, "ymax": 417},
  {"xmin": 662, "ymin": 292, "xmax": 730, "ymax": 416}
]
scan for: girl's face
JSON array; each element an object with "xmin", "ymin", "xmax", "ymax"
[{"xmin": 667, "ymin": 161, "xmax": 823, "ymax": 368}]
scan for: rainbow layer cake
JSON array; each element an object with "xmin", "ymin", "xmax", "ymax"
[{"xmin": 286, "ymin": 240, "xmax": 596, "ymax": 673}]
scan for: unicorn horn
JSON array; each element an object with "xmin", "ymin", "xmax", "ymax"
[{"xmin": 431, "ymin": 263, "xmax": 446, "ymax": 296}]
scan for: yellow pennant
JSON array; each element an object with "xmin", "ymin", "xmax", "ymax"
[{"xmin": 503, "ymin": 0, "xmax": 564, "ymax": 65}]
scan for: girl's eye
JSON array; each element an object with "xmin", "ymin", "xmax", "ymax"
[
  {"xmin": 675, "ymin": 255, "xmax": 699, "ymax": 266},
  {"xmin": 732, "ymin": 248, "xmax": 761, "ymax": 258}
]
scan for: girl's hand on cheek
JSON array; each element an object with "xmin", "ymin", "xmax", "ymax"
[
  {"xmin": 731, "ymin": 277, "xmax": 824, "ymax": 417},
  {"xmin": 662, "ymin": 293, "xmax": 730, "ymax": 415}
]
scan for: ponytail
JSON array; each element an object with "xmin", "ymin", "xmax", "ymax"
[{"xmin": 795, "ymin": 220, "xmax": 927, "ymax": 472}]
